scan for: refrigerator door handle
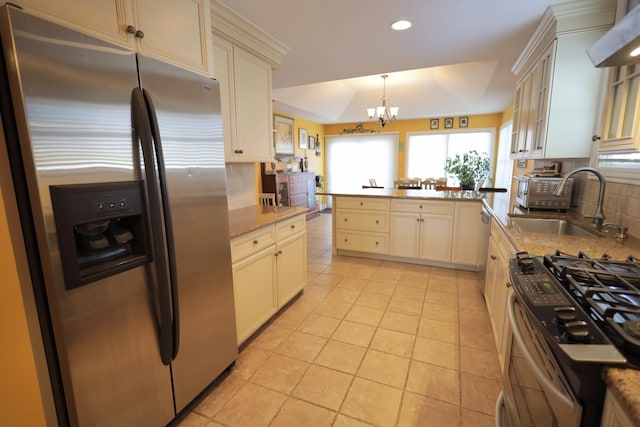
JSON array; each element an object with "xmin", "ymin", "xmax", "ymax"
[
  {"xmin": 142, "ymin": 88, "xmax": 180, "ymax": 360},
  {"xmin": 131, "ymin": 87, "xmax": 173, "ymax": 365}
]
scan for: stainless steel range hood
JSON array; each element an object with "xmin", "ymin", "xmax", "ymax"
[{"xmin": 587, "ymin": 4, "xmax": 640, "ymax": 67}]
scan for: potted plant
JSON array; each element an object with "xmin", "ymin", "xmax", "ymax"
[{"xmin": 444, "ymin": 150, "xmax": 490, "ymax": 190}]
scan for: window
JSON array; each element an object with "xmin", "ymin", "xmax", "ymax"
[
  {"xmin": 406, "ymin": 129, "xmax": 494, "ymax": 185},
  {"xmin": 325, "ymin": 132, "xmax": 399, "ymax": 192}
]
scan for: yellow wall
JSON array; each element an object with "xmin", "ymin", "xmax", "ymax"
[
  {"xmin": 0, "ymin": 182, "xmax": 47, "ymax": 426},
  {"xmin": 323, "ymin": 113, "xmax": 503, "ymax": 179},
  {"xmin": 256, "ymin": 111, "xmax": 327, "ymax": 195}
]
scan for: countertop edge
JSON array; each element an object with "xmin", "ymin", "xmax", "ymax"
[
  {"xmin": 603, "ymin": 367, "xmax": 640, "ymax": 426},
  {"xmin": 228, "ymin": 206, "xmax": 309, "ymax": 239}
]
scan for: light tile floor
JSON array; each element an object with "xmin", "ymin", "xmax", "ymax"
[{"xmin": 179, "ymin": 213, "xmax": 501, "ymax": 427}]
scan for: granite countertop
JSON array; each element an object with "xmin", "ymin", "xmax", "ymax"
[
  {"xmin": 483, "ymin": 192, "xmax": 640, "ymax": 424},
  {"xmin": 227, "ymin": 205, "xmax": 309, "ymax": 239},
  {"xmin": 317, "ymin": 188, "xmax": 488, "ymax": 201}
]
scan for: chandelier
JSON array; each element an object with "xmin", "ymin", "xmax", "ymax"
[{"xmin": 367, "ymin": 74, "xmax": 399, "ymax": 127}]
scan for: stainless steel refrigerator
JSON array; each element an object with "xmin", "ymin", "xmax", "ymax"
[{"xmin": 0, "ymin": 6, "xmax": 237, "ymax": 426}]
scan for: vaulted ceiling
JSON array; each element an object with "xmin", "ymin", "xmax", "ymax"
[{"xmin": 218, "ymin": 0, "xmax": 572, "ymax": 124}]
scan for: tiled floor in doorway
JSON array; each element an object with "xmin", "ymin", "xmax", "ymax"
[{"xmin": 179, "ymin": 213, "xmax": 501, "ymax": 427}]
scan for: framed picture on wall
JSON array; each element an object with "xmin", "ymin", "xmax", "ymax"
[
  {"xmin": 299, "ymin": 127, "xmax": 308, "ymax": 149},
  {"xmin": 309, "ymin": 135, "xmax": 316, "ymax": 150},
  {"xmin": 444, "ymin": 117, "xmax": 454, "ymax": 128},
  {"xmin": 430, "ymin": 118, "xmax": 439, "ymax": 129},
  {"xmin": 459, "ymin": 116, "xmax": 468, "ymax": 128},
  {"xmin": 274, "ymin": 114, "xmax": 294, "ymax": 155}
]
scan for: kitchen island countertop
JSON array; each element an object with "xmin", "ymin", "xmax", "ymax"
[
  {"xmin": 317, "ymin": 188, "xmax": 486, "ymax": 201},
  {"xmin": 227, "ymin": 205, "xmax": 308, "ymax": 239}
]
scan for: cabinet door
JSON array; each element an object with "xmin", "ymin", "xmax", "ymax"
[
  {"xmin": 484, "ymin": 235, "xmax": 500, "ymax": 313},
  {"xmin": 276, "ymin": 233, "xmax": 307, "ymax": 307},
  {"xmin": 451, "ymin": 203, "xmax": 488, "ymax": 267},
  {"xmin": 389, "ymin": 212, "xmax": 421, "ymax": 258},
  {"xmin": 419, "ymin": 215, "xmax": 453, "ymax": 262},
  {"xmin": 511, "ymin": 75, "xmax": 533, "ymax": 158},
  {"xmin": 232, "ymin": 48, "xmax": 273, "ymax": 162},
  {"xmin": 529, "ymin": 43, "xmax": 554, "ymax": 157},
  {"xmin": 493, "ymin": 262, "xmax": 511, "ymax": 368},
  {"xmin": 212, "ymin": 37, "xmax": 237, "ymax": 161},
  {"xmin": 232, "ymin": 246, "xmax": 277, "ymax": 344},
  {"xmin": 14, "ymin": 0, "xmax": 128, "ymax": 44},
  {"xmin": 133, "ymin": 0, "xmax": 213, "ymax": 74},
  {"xmin": 599, "ymin": 64, "xmax": 640, "ymax": 152}
]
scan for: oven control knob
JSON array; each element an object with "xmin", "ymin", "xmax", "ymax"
[
  {"xmin": 564, "ymin": 320, "xmax": 591, "ymax": 342},
  {"xmin": 554, "ymin": 306, "xmax": 577, "ymax": 324}
]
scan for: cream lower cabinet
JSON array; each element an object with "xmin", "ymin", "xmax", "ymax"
[
  {"xmin": 389, "ymin": 200, "xmax": 453, "ymax": 263},
  {"xmin": 601, "ymin": 389, "xmax": 635, "ymax": 427},
  {"xmin": 231, "ymin": 215, "xmax": 306, "ymax": 345},
  {"xmin": 451, "ymin": 202, "xmax": 489, "ymax": 269},
  {"xmin": 13, "ymin": 0, "xmax": 214, "ymax": 75},
  {"xmin": 335, "ymin": 197, "xmax": 390, "ymax": 254},
  {"xmin": 484, "ymin": 218, "xmax": 516, "ymax": 371}
]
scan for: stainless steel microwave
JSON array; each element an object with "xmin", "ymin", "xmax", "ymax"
[{"xmin": 515, "ymin": 175, "xmax": 573, "ymax": 209}]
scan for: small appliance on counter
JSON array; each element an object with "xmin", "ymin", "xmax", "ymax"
[{"xmin": 515, "ymin": 174, "xmax": 574, "ymax": 210}]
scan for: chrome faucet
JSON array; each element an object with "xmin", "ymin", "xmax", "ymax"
[{"xmin": 553, "ymin": 167, "xmax": 606, "ymax": 230}]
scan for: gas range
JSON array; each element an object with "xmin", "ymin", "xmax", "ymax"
[
  {"xmin": 543, "ymin": 251, "xmax": 640, "ymax": 368},
  {"xmin": 509, "ymin": 253, "xmax": 626, "ymax": 367}
]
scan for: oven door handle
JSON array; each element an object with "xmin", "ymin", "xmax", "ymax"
[{"xmin": 507, "ymin": 292, "xmax": 579, "ymax": 417}]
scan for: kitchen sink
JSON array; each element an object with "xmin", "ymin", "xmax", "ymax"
[{"xmin": 509, "ymin": 217, "xmax": 599, "ymax": 238}]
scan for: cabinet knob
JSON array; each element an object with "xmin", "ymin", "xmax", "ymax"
[
  {"xmin": 375, "ymin": 220, "xmax": 379, "ymax": 224},
  {"xmin": 490, "ymin": 255, "xmax": 497, "ymax": 260},
  {"xmin": 360, "ymin": 202, "xmax": 363, "ymax": 206},
  {"xmin": 375, "ymin": 241, "xmax": 379, "ymax": 246},
  {"xmin": 344, "ymin": 218, "xmax": 348, "ymax": 222},
  {"xmin": 234, "ymin": 149, "xmax": 244, "ymax": 154},
  {"xmin": 419, "ymin": 205, "xmax": 423, "ymax": 209},
  {"xmin": 253, "ymin": 240, "xmax": 259, "ymax": 245},
  {"xmin": 592, "ymin": 135, "xmax": 601, "ymax": 142},
  {"xmin": 290, "ymin": 225, "xmax": 295, "ymax": 229},
  {"xmin": 506, "ymin": 282, "xmax": 512, "ymax": 288},
  {"xmin": 344, "ymin": 238, "xmax": 348, "ymax": 242},
  {"xmin": 126, "ymin": 25, "xmax": 136, "ymax": 35},
  {"xmin": 135, "ymin": 29, "xmax": 144, "ymax": 39}
]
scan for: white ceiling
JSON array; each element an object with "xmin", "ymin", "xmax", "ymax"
[{"xmin": 218, "ymin": 0, "xmax": 572, "ymax": 125}]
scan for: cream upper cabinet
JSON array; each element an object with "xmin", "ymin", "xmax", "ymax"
[
  {"xmin": 598, "ymin": 64, "xmax": 640, "ymax": 152},
  {"xmin": 211, "ymin": 1, "xmax": 288, "ymax": 163},
  {"xmin": 12, "ymin": 0, "xmax": 214, "ymax": 75},
  {"xmin": 213, "ymin": 37, "xmax": 274, "ymax": 163},
  {"xmin": 510, "ymin": 0, "xmax": 615, "ymax": 159}
]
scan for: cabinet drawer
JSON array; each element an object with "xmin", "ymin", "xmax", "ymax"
[
  {"xmin": 336, "ymin": 209, "xmax": 389, "ymax": 232},
  {"xmin": 336, "ymin": 197, "xmax": 390, "ymax": 211},
  {"xmin": 289, "ymin": 182, "xmax": 307, "ymax": 195},
  {"xmin": 288, "ymin": 174, "xmax": 308, "ymax": 183},
  {"xmin": 289, "ymin": 194, "xmax": 307, "ymax": 207},
  {"xmin": 230, "ymin": 226, "xmax": 276, "ymax": 262},
  {"xmin": 275, "ymin": 214, "xmax": 306, "ymax": 240},
  {"xmin": 336, "ymin": 230, "xmax": 388, "ymax": 254},
  {"xmin": 390, "ymin": 199, "xmax": 454, "ymax": 215}
]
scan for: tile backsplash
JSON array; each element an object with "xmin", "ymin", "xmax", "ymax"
[
  {"xmin": 225, "ymin": 163, "xmax": 256, "ymax": 210},
  {"xmin": 580, "ymin": 180, "xmax": 640, "ymax": 239},
  {"xmin": 533, "ymin": 159, "xmax": 640, "ymax": 238}
]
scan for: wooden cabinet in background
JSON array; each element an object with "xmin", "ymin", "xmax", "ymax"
[
  {"xmin": 14, "ymin": 0, "xmax": 214, "ymax": 75},
  {"xmin": 262, "ymin": 172, "xmax": 316, "ymax": 211}
]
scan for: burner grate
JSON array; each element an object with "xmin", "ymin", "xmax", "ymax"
[{"xmin": 542, "ymin": 250, "xmax": 640, "ymax": 365}]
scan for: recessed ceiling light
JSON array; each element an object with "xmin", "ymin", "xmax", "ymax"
[{"xmin": 391, "ymin": 20, "xmax": 412, "ymax": 31}]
